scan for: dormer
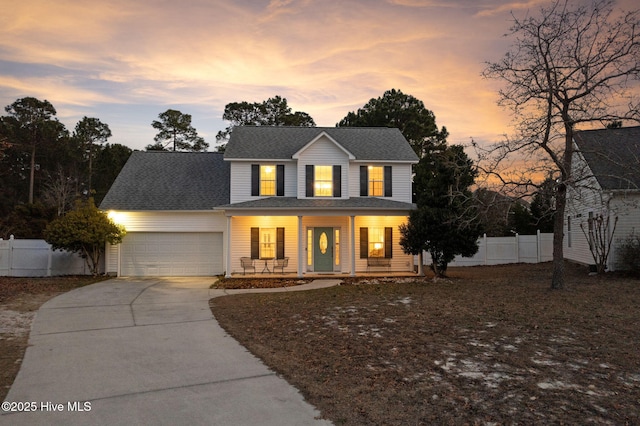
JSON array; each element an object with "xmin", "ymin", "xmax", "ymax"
[{"xmin": 292, "ymin": 131, "xmax": 354, "ymax": 199}]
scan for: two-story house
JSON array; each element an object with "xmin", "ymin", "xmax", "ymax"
[
  {"xmin": 564, "ymin": 126, "xmax": 640, "ymax": 271},
  {"xmin": 100, "ymin": 126, "xmax": 419, "ymax": 277}
]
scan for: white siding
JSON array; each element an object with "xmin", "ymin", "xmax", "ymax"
[
  {"xmin": 610, "ymin": 193, "xmax": 640, "ymax": 270},
  {"xmin": 296, "ymin": 136, "xmax": 350, "ymax": 199},
  {"xmin": 228, "ymin": 216, "xmax": 299, "ymax": 275},
  {"xmin": 348, "ymin": 162, "xmax": 413, "ymax": 203},
  {"xmin": 564, "ymin": 180, "xmax": 605, "ymax": 267},
  {"xmin": 109, "ymin": 211, "xmax": 226, "ymax": 232},
  {"xmin": 354, "ymin": 216, "xmax": 413, "ymax": 273},
  {"xmin": 565, "ymin": 147, "xmax": 608, "ymax": 267},
  {"xmin": 106, "ymin": 211, "xmax": 227, "ymax": 276},
  {"xmin": 229, "ymin": 161, "xmax": 297, "ymax": 204},
  {"xmin": 565, "ymin": 150, "xmax": 640, "ymax": 270}
]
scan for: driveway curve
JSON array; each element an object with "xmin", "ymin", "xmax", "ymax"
[{"xmin": 1, "ymin": 277, "xmax": 339, "ymax": 426}]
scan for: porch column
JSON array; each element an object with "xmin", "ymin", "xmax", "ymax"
[
  {"xmin": 225, "ymin": 216, "xmax": 232, "ymax": 278},
  {"xmin": 350, "ymin": 215, "xmax": 356, "ymax": 277},
  {"xmin": 297, "ymin": 215, "xmax": 303, "ymax": 278}
]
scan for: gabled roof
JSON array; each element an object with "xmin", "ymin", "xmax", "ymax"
[
  {"xmin": 573, "ymin": 126, "xmax": 640, "ymax": 191},
  {"xmin": 292, "ymin": 131, "xmax": 355, "ymax": 160},
  {"xmin": 224, "ymin": 126, "xmax": 419, "ymax": 162},
  {"xmin": 100, "ymin": 151, "xmax": 230, "ymax": 211}
]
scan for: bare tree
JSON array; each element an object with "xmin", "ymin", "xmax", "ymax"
[
  {"xmin": 41, "ymin": 166, "xmax": 78, "ymax": 216},
  {"xmin": 580, "ymin": 212, "xmax": 618, "ymax": 274},
  {"xmin": 481, "ymin": 0, "xmax": 640, "ymax": 289}
]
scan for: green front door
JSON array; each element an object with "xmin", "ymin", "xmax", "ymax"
[{"xmin": 313, "ymin": 227, "xmax": 333, "ymax": 272}]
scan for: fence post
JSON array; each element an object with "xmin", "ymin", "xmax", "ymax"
[
  {"xmin": 8, "ymin": 235, "xmax": 14, "ymax": 277},
  {"xmin": 47, "ymin": 244, "xmax": 53, "ymax": 277},
  {"xmin": 483, "ymin": 233, "xmax": 488, "ymax": 265},
  {"xmin": 536, "ymin": 229, "xmax": 541, "ymax": 263},
  {"xmin": 515, "ymin": 233, "xmax": 520, "ymax": 263}
]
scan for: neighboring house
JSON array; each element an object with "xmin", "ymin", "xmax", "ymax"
[
  {"xmin": 100, "ymin": 126, "xmax": 419, "ymax": 277},
  {"xmin": 564, "ymin": 126, "xmax": 640, "ymax": 270}
]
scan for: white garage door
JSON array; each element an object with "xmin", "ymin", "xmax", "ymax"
[{"xmin": 120, "ymin": 232, "xmax": 223, "ymax": 276}]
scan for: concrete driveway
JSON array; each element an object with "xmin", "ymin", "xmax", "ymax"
[{"xmin": 1, "ymin": 277, "xmax": 337, "ymax": 426}]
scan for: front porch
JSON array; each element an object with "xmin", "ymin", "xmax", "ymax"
[{"xmin": 223, "ymin": 212, "xmax": 415, "ymax": 278}]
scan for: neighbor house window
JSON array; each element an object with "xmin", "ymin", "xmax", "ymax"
[
  {"xmin": 334, "ymin": 229, "xmax": 340, "ymax": 266},
  {"xmin": 359, "ymin": 227, "xmax": 392, "ymax": 258},
  {"xmin": 360, "ymin": 165, "xmax": 392, "ymax": 197},
  {"xmin": 251, "ymin": 164, "xmax": 284, "ymax": 196}
]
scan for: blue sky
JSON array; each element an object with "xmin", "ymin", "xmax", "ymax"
[{"xmin": 1, "ymin": 0, "xmax": 636, "ymax": 151}]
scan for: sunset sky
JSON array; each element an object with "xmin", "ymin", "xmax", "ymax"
[{"xmin": 1, "ymin": 0, "xmax": 636, "ymax": 152}]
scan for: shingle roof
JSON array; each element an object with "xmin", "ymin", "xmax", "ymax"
[
  {"xmin": 217, "ymin": 197, "xmax": 415, "ymax": 212},
  {"xmin": 573, "ymin": 126, "xmax": 640, "ymax": 191},
  {"xmin": 100, "ymin": 151, "xmax": 230, "ymax": 210},
  {"xmin": 224, "ymin": 126, "xmax": 419, "ymax": 162}
]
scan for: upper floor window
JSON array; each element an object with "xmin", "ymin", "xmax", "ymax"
[
  {"xmin": 305, "ymin": 165, "xmax": 341, "ymax": 198},
  {"xmin": 314, "ymin": 166, "xmax": 333, "ymax": 197},
  {"xmin": 360, "ymin": 165, "xmax": 392, "ymax": 197},
  {"xmin": 368, "ymin": 166, "xmax": 384, "ymax": 197},
  {"xmin": 252, "ymin": 164, "xmax": 284, "ymax": 197}
]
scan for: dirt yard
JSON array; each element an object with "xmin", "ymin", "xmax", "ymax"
[
  {"xmin": 210, "ymin": 263, "xmax": 640, "ymax": 425},
  {"xmin": 0, "ymin": 276, "xmax": 106, "ymax": 401},
  {"xmin": 2, "ymin": 266, "xmax": 638, "ymax": 424}
]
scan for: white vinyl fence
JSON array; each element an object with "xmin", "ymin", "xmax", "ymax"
[
  {"xmin": 3, "ymin": 232, "xmax": 555, "ymax": 277},
  {"xmin": 447, "ymin": 231, "xmax": 554, "ymax": 267},
  {"xmin": 0, "ymin": 237, "xmax": 89, "ymax": 277}
]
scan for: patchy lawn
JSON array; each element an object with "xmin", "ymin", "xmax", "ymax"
[
  {"xmin": 0, "ymin": 276, "xmax": 107, "ymax": 401},
  {"xmin": 210, "ymin": 263, "xmax": 640, "ymax": 425}
]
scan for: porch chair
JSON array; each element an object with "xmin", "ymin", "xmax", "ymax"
[
  {"xmin": 273, "ymin": 257, "xmax": 288, "ymax": 274},
  {"xmin": 240, "ymin": 257, "xmax": 256, "ymax": 275}
]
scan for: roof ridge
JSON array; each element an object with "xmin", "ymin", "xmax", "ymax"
[
  {"xmin": 575, "ymin": 125, "xmax": 640, "ymax": 134},
  {"xmin": 238, "ymin": 125, "xmax": 399, "ymax": 130}
]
